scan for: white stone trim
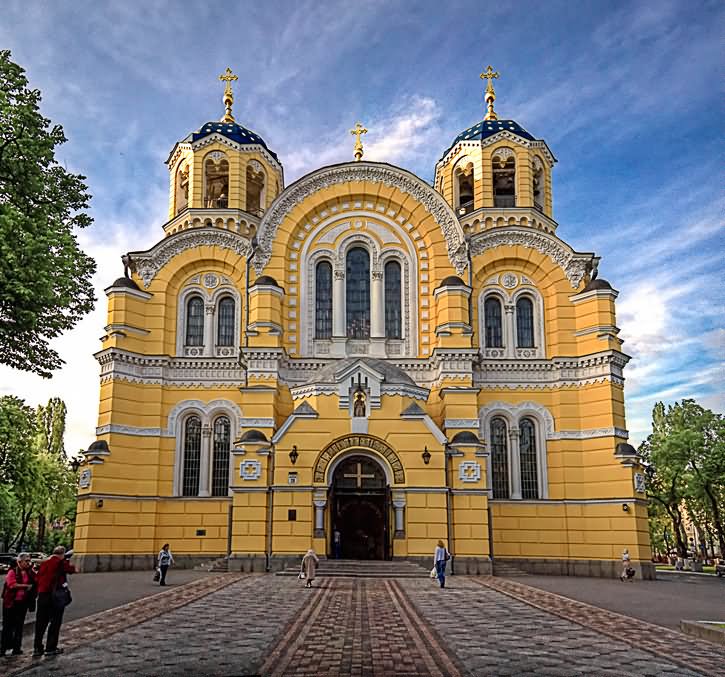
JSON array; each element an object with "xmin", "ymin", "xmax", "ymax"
[
  {"xmin": 444, "ymin": 418, "xmax": 481, "ymax": 429},
  {"xmin": 95, "ymin": 424, "xmax": 169, "ymax": 437},
  {"xmin": 469, "ymin": 226, "xmax": 594, "ymax": 289},
  {"xmin": 104, "ymin": 285, "xmax": 153, "ymax": 300},
  {"xmin": 569, "ymin": 288, "xmax": 619, "ymax": 303},
  {"xmin": 254, "ymin": 162, "xmax": 467, "ymax": 275}
]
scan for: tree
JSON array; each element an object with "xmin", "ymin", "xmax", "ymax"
[{"xmin": 0, "ymin": 50, "xmax": 96, "ymax": 377}]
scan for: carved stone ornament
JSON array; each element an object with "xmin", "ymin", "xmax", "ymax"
[
  {"xmin": 501, "ymin": 273, "xmax": 518, "ymax": 289},
  {"xmin": 240, "ymin": 459, "xmax": 262, "ymax": 480},
  {"xmin": 634, "ymin": 472, "xmax": 646, "ymax": 494},
  {"xmin": 253, "ymin": 162, "xmax": 468, "ymax": 275},
  {"xmin": 469, "ymin": 227, "xmax": 592, "ymax": 289},
  {"xmin": 203, "ymin": 273, "xmax": 219, "ymax": 288},
  {"xmin": 78, "ymin": 469, "xmax": 92, "ymax": 489},
  {"xmin": 126, "ymin": 228, "xmax": 252, "ymax": 288},
  {"xmin": 459, "ymin": 461, "xmax": 481, "ymax": 483}
]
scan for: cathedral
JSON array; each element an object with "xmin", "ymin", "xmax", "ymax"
[{"xmin": 74, "ymin": 67, "xmax": 653, "ymax": 578}]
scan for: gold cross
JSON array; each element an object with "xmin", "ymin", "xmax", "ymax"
[
  {"xmin": 350, "ymin": 122, "xmax": 368, "ymax": 162},
  {"xmin": 343, "ymin": 462, "xmax": 375, "ymax": 488},
  {"xmin": 219, "ymin": 67, "xmax": 239, "ymax": 123},
  {"xmin": 479, "ymin": 65, "xmax": 500, "ymax": 121}
]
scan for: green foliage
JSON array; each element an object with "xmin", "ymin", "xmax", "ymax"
[
  {"xmin": 640, "ymin": 399, "xmax": 725, "ymax": 558},
  {"xmin": 0, "ymin": 395, "xmax": 77, "ymax": 551},
  {"xmin": 0, "ymin": 50, "xmax": 96, "ymax": 377}
]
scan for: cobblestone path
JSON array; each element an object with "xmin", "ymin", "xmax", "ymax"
[{"xmin": 8, "ymin": 574, "xmax": 724, "ymax": 677}]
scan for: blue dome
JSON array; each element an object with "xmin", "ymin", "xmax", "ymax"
[
  {"xmin": 442, "ymin": 119, "xmax": 535, "ymax": 159},
  {"xmin": 190, "ymin": 121, "xmax": 278, "ymax": 162}
]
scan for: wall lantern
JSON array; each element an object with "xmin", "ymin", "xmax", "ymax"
[
  {"xmin": 422, "ymin": 446, "xmax": 431, "ymax": 465},
  {"xmin": 622, "ymin": 503, "xmax": 629, "ymax": 512},
  {"xmin": 289, "ymin": 445, "xmax": 299, "ymax": 465}
]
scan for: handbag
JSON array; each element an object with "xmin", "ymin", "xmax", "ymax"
[
  {"xmin": 52, "ymin": 585, "xmax": 72, "ymax": 610},
  {"xmin": 430, "ymin": 567, "xmax": 437, "ymax": 579},
  {"xmin": 298, "ymin": 571, "xmax": 306, "ymax": 580},
  {"xmin": 153, "ymin": 568, "xmax": 160, "ymax": 582}
]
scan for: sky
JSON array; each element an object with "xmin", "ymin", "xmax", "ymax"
[{"xmin": 0, "ymin": 0, "xmax": 722, "ymax": 455}]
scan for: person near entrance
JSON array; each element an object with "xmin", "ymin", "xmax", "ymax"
[
  {"xmin": 434, "ymin": 540, "xmax": 450, "ymax": 588},
  {"xmin": 333, "ymin": 528, "xmax": 342, "ymax": 559},
  {"xmin": 301, "ymin": 549, "xmax": 319, "ymax": 588}
]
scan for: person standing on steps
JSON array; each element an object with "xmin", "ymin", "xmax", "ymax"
[
  {"xmin": 157, "ymin": 544, "xmax": 175, "ymax": 586},
  {"xmin": 434, "ymin": 540, "xmax": 451, "ymax": 588},
  {"xmin": 301, "ymin": 549, "xmax": 319, "ymax": 588}
]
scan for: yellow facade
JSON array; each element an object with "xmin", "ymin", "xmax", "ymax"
[{"xmin": 74, "ymin": 79, "xmax": 652, "ymax": 578}]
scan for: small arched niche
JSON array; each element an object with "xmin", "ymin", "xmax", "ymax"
[
  {"xmin": 246, "ymin": 160, "xmax": 266, "ymax": 215},
  {"xmin": 454, "ymin": 161, "xmax": 475, "ymax": 215},
  {"xmin": 532, "ymin": 156, "xmax": 544, "ymax": 212},
  {"xmin": 492, "ymin": 148, "xmax": 516, "ymax": 208},
  {"xmin": 204, "ymin": 152, "xmax": 229, "ymax": 208},
  {"xmin": 175, "ymin": 162, "xmax": 189, "ymax": 214}
]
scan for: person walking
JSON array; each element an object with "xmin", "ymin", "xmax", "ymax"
[
  {"xmin": 33, "ymin": 546, "xmax": 75, "ymax": 657},
  {"xmin": 301, "ymin": 549, "xmax": 319, "ymax": 588},
  {"xmin": 434, "ymin": 540, "xmax": 450, "ymax": 588},
  {"xmin": 1, "ymin": 553, "xmax": 36, "ymax": 657},
  {"xmin": 333, "ymin": 528, "xmax": 342, "ymax": 559},
  {"xmin": 157, "ymin": 544, "xmax": 175, "ymax": 586},
  {"xmin": 620, "ymin": 548, "xmax": 632, "ymax": 581}
]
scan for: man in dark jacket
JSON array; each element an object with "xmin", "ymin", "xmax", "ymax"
[{"xmin": 33, "ymin": 546, "xmax": 75, "ymax": 657}]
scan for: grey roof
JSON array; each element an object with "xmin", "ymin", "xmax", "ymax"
[
  {"xmin": 401, "ymin": 403, "xmax": 426, "ymax": 417},
  {"xmin": 306, "ymin": 357, "xmax": 417, "ymax": 386},
  {"xmin": 293, "ymin": 401, "xmax": 318, "ymax": 417}
]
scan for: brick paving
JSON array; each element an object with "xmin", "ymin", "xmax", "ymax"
[{"xmin": 4, "ymin": 572, "xmax": 724, "ymax": 677}]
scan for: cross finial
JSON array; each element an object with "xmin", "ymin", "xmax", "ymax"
[
  {"xmin": 350, "ymin": 121, "xmax": 368, "ymax": 161},
  {"xmin": 219, "ymin": 67, "xmax": 239, "ymax": 123},
  {"xmin": 479, "ymin": 65, "xmax": 500, "ymax": 121}
]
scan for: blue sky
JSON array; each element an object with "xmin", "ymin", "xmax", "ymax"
[{"xmin": 0, "ymin": 0, "xmax": 722, "ymax": 454}]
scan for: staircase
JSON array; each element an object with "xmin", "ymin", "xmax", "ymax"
[
  {"xmin": 276, "ymin": 558, "xmax": 431, "ymax": 578},
  {"xmin": 195, "ymin": 556, "xmax": 229, "ymax": 572},
  {"xmin": 492, "ymin": 560, "xmax": 529, "ymax": 577}
]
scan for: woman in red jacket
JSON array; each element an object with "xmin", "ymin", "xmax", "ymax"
[
  {"xmin": 1, "ymin": 553, "xmax": 36, "ymax": 657},
  {"xmin": 33, "ymin": 546, "xmax": 75, "ymax": 657}
]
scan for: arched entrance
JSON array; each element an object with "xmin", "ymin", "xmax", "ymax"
[{"xmin": 330, "ymin": 455, "xmax": 389, "ymax": 560}]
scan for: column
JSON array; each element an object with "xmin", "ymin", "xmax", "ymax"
[
  {"xmin": 331, "ymin": 269, "xmax": 346, "ymax": 357},
  {"xmin": 392, "ymin": 492, "xmax": 406, "ymax": 539},
  {"xmin": 313, "ymin": 490, "xmax": 327, "ymax": 538},
  {"xmin": 204, "ymin": 303, "xmax": 215, "ymax": 357},
  {"xmin": 508, "ymin": 427, "xmax": 522, "ymax": 500},
  {"xmin": 504, "ymin": 304, "xmax": 515, "ymax": 359},
  {"xmin": 199, "ymin": 424, "xmax": 212, "ymax": 497},
  {"xmin": 369, "ymin": 269, "xmax": 386, "ymax": 356}
]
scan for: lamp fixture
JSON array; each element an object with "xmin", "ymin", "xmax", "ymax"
[
  {"xmin": 422, "ymin": 446, "xmax": 431, "ymax": 465},
  {"xmin": 289, "ymin": 445, "xmax": 299, "ymax": 465}
]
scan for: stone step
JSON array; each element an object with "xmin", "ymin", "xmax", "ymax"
[
  {"xmin": 492, "ymin": 562, "xmax": 529, "ymax": 577},
  {"xmin": 276, "ymin": 559, "xmax": 431, "ymax": 578}
]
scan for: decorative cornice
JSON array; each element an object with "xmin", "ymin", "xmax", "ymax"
[
  {"xmin": 125, "ymin": 228, "xmax": 252, "ymax": 289},
  {"xmin": 104, "ymin": 285, "xmax": 153, "ymax": 300},
  {"xmin": 469, "ymin": 226, "xmax": 595, "ymax": 289},
  {"xmin": 254, "ymin": 162, "xmax": 468, "ymax": 275}
]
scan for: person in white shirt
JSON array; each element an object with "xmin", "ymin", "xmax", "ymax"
[
  {"xmin": 157, "ymin": 544, "xmax": 175, "ymax": 586},
  {"xmin": 620, "ymin": 548, "xmax": 632, "ymax": 581},
  {"xmin": 433, "ymin": 540, "xmax": 450, "ymax": 588}
]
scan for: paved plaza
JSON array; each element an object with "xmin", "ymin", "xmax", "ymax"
[{"xmin": 6, "ymin": 573, "xmax": 725, "ymax": 677}]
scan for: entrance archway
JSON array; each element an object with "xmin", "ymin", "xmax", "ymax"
[{"xmin": 330, "ymin": 455, "xmax": 389, "ymax": 560}]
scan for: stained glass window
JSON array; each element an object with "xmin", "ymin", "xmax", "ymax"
[
  {"xmin": 211, "ymin": 416, "xmax": 230, "ymax": 496},
  {"xmin": 516, "ymin": 297, "xmax": 534, "ymax": 348},
  {"xmin": 384, "ymin": 260, "xmax": 402, "ymax": 339},
  {"xmin": 182, "ymin": 416, "xmax": 201, "ymax": 496},
  {"xmin": 346, "ymin": 247, "xmax": 370, "ymax": 338},
  {"xmin": 185, "ymin": 296, "xmax": 204, "ymax": 346},
  {"xmin": 491, "ymin": 417, "xmax": 509, "ymax": 499},
  {"xmin": 217, "ymin": 297, "xmax": 235, "ymax": 346},
  {"xmin": 315, "ymin": 261, "xmax": 333, "ymax": 339},
  {"xmin": 484, "ymin": 297, "xmax": 503, "ymax": 348},
  {"xmin": 519, "ymin": 418, "xmax": 539, "ymax": 499}
]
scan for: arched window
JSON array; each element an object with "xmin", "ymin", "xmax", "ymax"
[
  {"xmin": 246, "ymin": 161, "xmax": 266, "ymax": 215},
  {"xmin": 490, "ymin": 417, "xmax": 509, "ymax": 499},
  {"xmin": 185, "ymin": 296, "xmax": 204, "ymax": 346},
  {"xmin": 315, "ymin": 261, "xmax": 332, "ymax": 339},
  {"xmin": 175, "ymin": 163, "xmax": 189, "ymax": 214},
  {"xmin": 455, "ymin": 163, "xmax": 474, "ymax": 214},
  {"xmin": 493, "ymin": 150, "xmax": 516, "ymax": 208},
  {"xmin": 484, "ymin": 297, "xmax": 503, "ymax": 348},
  {"xmin": 204, "ymin": 152, "xmax": 229, "ymax": 208},
  {"xmin": 519, "ymin": 418, "xmax": 539, "ymax": 499},
  {"xmin": 384, "ymin": 260, "xmax": 402, "ymax": 339},
  {"xmin": 346, "ymin": 247, "xmax": 370, "ymax": 338},
  {"xmin": 532, "ymin": 157, "xmax": 544, "ymax": 212},
  {"xmin": 182, "ymin": 416, "xmax": 202, "ymax": 496},
  {"xmin": 516, "ymin": 297, "xmax": 534, "ymax": 348},
  {"xmin": 211, "ymin": 416, "xmax": 230, "ymax": 497},
  {"xmin": 217, "ymin": 297, "xmax": 235, "ymax": 347}
]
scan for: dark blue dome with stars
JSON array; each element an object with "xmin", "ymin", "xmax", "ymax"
[
  {"xmin": 442, "ymin": 119, "xmax": 535, "ymax": 160},
  {"xmin": 189, "ymin": 121, "xmax": 279, "ymax": 163}
]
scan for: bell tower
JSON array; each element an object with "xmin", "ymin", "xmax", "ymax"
[
  {"xmin": 163, "ymin": 68, "xmax": 284, "ymax": 237},
  {"xmin": 435, "ymin": 67, "xmax": 555, "ymax": 231}
]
